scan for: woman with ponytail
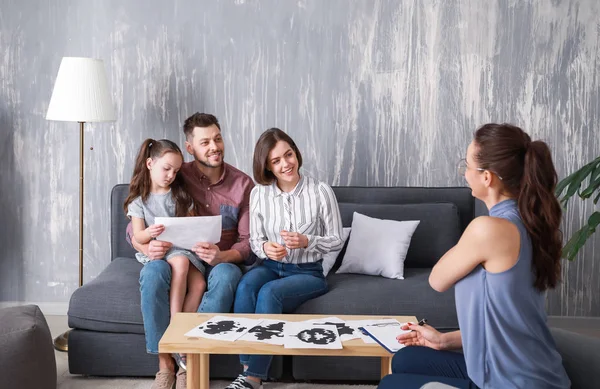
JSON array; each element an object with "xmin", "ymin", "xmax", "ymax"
[{"xmin": 378, "ymin": 124, "xmax": 570, "ymax": 389}]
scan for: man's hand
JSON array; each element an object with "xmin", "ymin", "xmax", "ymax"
[
  {"xmin": 145, "ymin": 224, "xmax": 165, "ymax": 238},
  {"xmin": 396, "ymin": 323, "xmax": 445, "ymax": 350},
  {"xmin": 280, "ymin": 231, "xmax": 308, "ymax": 250},
  {"xmin": 146, "ymin": 240, "xmax": 172, "ymax": 260},
  {"xmin": 263, "ymin": 242, "xmax": 287, "ymax": 261},
  {"xmin": 193, "ymin": 243, "xmax": 222, "ymax": 266}
]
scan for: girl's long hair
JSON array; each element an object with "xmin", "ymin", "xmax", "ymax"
[
  {"xmin": 474, "ymin": 123, "xmax": 562, "ymax": 291},
  {"xmin": 124, "ymin": 138, "xmax": 199, "ymax": 217}
]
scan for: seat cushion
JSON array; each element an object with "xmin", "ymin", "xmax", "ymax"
[
  {"xmin": 337, "ymin": 202, "xmax": 461, "ymax": 269},
  {"xmin": 294, "ymin": 269, "xmax": 458, "ymax": 331},
  {"xmin": 68, "ymin": 257, "xmax": 145, "ymax": 333}
]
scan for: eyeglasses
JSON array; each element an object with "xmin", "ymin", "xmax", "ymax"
[{"xmin": 457, "ymin": 158, "xmax": 503, "ymax": 180}]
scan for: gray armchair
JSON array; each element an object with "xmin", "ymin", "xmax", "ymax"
[{"xmin": 551, "ymin": 328, "xmax": 600, "ymax": 389}]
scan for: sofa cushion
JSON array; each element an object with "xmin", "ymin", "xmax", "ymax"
[
  {"xmin": 68, "ymin": 258, "xmax": 145, "ymax": 334},
  {"xmin": 293, "ymin": 269, "xmax": 458, "ymax": 331},
  {"xmin": 337, "ymin": 213, "xmax": 419, "ymax": 279},
  {"xmin": 337, "ymin": 202, "xmax": 461, "ymax": 269}
]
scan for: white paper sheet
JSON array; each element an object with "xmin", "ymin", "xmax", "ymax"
[
  {"xmin": 284, "ymin": 322, "xmax": 343, "ymax": 349},
  {"xmin": 346, "ymin": 319, "xmax": 401, "ymax": 344},
  {"xmin": 155, "ymin": 216, "xmax": 222, "ymax": 250},
  {"xmin": 238, "ymin": 319, "xmax": 288, "ymax": 345},
  {"xmin": 184, "ymin": 316, "xmax": 263, "ymax": 341},
  {"xmin": 359, "ymin": 321, "xmax": 410, "ymax": 353}
]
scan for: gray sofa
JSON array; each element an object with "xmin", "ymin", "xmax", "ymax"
[
  {"xmin": 67, "ymin": 184, "xmax": 599, "ymax": 387},
  {"xmin": 68, "ymin": 184, "xmax": 469, "ymax": 379}
]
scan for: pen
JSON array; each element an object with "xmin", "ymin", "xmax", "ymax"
[{"xmin": 417, "ymin": 318, "xmax": 427, "ymax": 326}]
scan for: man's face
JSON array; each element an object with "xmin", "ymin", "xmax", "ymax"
[{"xmin": 185, "ymin": 124, "xmax": 225, "ymax": 168}]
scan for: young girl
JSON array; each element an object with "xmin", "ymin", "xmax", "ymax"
[{"xmin": 124, "ymin": 138, "xmax": 207, "ymax": 324}]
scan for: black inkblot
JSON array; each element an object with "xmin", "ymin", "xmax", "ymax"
[
  {"xmin": 296, "ymin": 328, "xmax": 337, "ymax": 345},
  {"xmin": 201, "ymin": 320, "xmax": 240, "ymax": 335},
  {"xmin": 318, "ymin": 322, "xmax": 354, "ymax": 336},
  {"xmin": 249, "ymin": 322, "xmax": 285, "ymax": 340}
]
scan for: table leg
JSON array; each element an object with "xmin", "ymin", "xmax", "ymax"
[
  {"xmin": 187, "ymin": 353, "xmax": 209, "ymax": 389},
  {"xmin": 380, "ymin": 355, "xmax": 392, "ymax": 378}
]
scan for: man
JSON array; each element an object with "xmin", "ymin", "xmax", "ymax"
[{"xmin": 130, "ymin": 113, "xmax": 255, "ymax": 389}]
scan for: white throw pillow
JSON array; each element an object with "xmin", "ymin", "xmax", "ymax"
[
  {"xmin": 321, "ymin": 227, "xmax": 351, "ymax": 277},
  {"xmin": 336, "ymin": 212, "xmax": 420, "ymax": 279}
]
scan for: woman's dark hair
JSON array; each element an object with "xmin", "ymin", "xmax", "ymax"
[
  {"xmin": 124, "ymin": 138, "xmax": 199, "ymax": 217},
  {"xmin": 474, "ymin": 123, "xmax": 562, "ymax": 291},
  {"xmin": 253, "ymin": 128, "xmax": 303, "ymax": 185}
]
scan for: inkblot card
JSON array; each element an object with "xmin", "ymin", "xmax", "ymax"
[
  {"xmin": 283, "ymin": 322, "xmax": 343, "ymax": 349},
  {"xmin": 309, "ymin": 316, "xmax": 361, "ymax": 342},
  {"xmin": 185, "ymin": 316, "xmax": 263, "ymax": 341},
  {"xmin": 239, "ymin": 319, "xmax": 288, "ymax": 345}
]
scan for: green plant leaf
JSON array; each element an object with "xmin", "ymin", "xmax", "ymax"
[
  {"xmin": 588, "ymin": 211, "xmax": 600, "ymax": 232},
  {"xmin": 558, "ymin": 163, "xmax": 597, "ymax": 205},
  {"xmin": 562, "ymin": 211, "xmax": 600, "ymax": 261},
  {"xmin": 594, "ymin": 190, "xmax": 600, "ymax": 205},
  {"xmin": 563, "ymin": 225, "xmax": 591, "ymax": 261},
  {"xmin": 579, "ymin": 173, "xmax": 600, "ymax": 198},
  {"xmin": 557, "ymin": 156, "xmax": 600, "ymax": 204}
]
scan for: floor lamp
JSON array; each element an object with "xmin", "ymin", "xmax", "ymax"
[{"xmin": 46, "ymin": 57, "xmax": 116, "ymax": 351}]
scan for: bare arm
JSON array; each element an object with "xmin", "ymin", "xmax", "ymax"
[
  {"xmin": 429, "ymin": 216, "xmax": 519, "ymax": 292},
  {"xmin": 397, "ymin": 324, "xmax": 462, "ymax": 351},
  {"xmin": 441, "ymin": 330, "xmax": 462, "ymax": 350},
  {"xmin": 127, "ymin": 221, "xmax": 171, "ymax": 260},
  {"xmin": 429, "ymin": 218, "xmax": 488, "ymax": 292},
  {"xmin": 132, "ymin": 217, "xmax": 152, "ymax": 245}
]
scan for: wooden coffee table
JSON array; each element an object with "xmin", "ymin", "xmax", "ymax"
[{"xmin": 159, "ymin": 313, "xmax": 416, "ymax": 389}]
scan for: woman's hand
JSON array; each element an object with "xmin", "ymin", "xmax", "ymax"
[
  {"xmin": 263, "ymin": 242, "xmax": 287, "ymax": 261},
  {"xmin": 396, "ymin": 323, "xmax": 445, "ymax": 350},
  {"xmin": 280, "ymin": 230, "xmax": 308, "ymax": 249},
  {"xmin": 145, "ymin": 224, "xmax": 165, "ymax": 238}
]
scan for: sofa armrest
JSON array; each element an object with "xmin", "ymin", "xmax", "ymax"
[{"xmin": 551, "ymin": 328, "xmax": 600, "ymax": 389}]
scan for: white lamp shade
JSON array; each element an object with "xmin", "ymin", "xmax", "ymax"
[{"xmin": 46, "ymin": 57, "xmax": 116, "ymax": 122}]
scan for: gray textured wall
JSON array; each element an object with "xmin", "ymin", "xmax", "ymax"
[{"xmin": 1, "ymin": 0, "xmax": 599, "ymax": 316}]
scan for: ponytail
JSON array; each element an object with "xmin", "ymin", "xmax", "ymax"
[
  {"xmin": 518, "ymin": 141, "xmax": 563, "ymax": 291},
  {"xmin": 474, "ymin": 123, "xmax": 563, "ymax": 292},
  {"xmin": 123, "ymin": 139, "xmax": 156, "ymax": 215}
]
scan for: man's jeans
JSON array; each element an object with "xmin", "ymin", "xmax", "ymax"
[
  {"xmin": 235, "ymin": 259, "xmax": 328, "ymax": 380},
  {"xmin": 139, "ymin": 260, "xmax": 243, "ymax": 354}
]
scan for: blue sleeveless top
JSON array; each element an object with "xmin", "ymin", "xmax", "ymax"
[{"xmin": 455, "ymin": 199, "xmax": 570, "ymax": 389}]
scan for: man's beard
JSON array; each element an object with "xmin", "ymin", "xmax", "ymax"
[{"xmin": 195, "ymin": 150, "xmax": 223, "ymax": 168}]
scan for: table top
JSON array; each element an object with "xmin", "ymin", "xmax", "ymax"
[{"xmin": 159, "ymin": 313, "xmax": 417, "ymax": 357}]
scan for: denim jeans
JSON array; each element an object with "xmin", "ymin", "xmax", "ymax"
[
  {"xmin": 139, "ymin": 260, "xmax": 243, "ymax": 354},
  {"xmin": 378, "ymin": 346, "xmax": 479, "ymax": 389},
  {"xmin": 235, "ymin": 259, "xmax": 328, "ymax": 380}
]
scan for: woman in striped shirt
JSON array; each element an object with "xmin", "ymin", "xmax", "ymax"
[{"xmin": 226, "ymin": 128, "xmax": 344, "ymax": 389}]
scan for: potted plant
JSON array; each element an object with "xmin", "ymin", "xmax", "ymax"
[{"xmin": 555, "ymin": 156, "xmax": 600, "ymax": 261}]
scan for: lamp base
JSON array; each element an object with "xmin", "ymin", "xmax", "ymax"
[{"xmin": 53, "ymin": 329, "xmax": 70, "ymax": 352}]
